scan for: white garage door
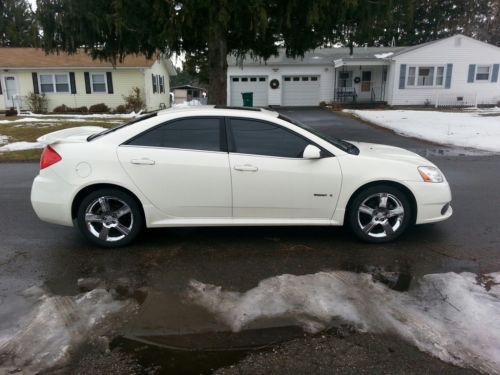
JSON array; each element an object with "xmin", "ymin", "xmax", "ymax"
[
  {"xmin": 230, "ymin": 76, "xmax": 268, "ymax": 107},
  {"xmin": 282, "ymin": 75, "xmax": 320, "ymax": 106}
]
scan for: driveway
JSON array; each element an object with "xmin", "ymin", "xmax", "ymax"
[{"xmin": 0, "ymin": 108, "xmax": 498, "ymax": 373}]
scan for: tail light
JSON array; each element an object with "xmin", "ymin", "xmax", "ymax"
[{"xmin": 40, "ymin": 145, "xmax": 62, "ymax": 170}]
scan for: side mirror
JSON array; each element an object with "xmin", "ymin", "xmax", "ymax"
[{"xmin": 303, "ymin": 144, "xmax": 321, "ymax": 159}]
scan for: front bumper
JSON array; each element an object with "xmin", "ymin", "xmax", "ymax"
[{"xmin": 405, "ymin": 180, "xmax": 453, "ymax": 224}]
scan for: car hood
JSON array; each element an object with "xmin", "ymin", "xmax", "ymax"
[{"xmin": 349, "ymin": 142, "xmax": 433, "ymax": 166}]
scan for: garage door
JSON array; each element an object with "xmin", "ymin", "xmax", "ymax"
[
  {"xmin": 282, "ymin": 75, "xmax": 320, "ymax": 106},
  {"xmin": 230, "ymin": 76, "xmax": 268, "ymax": 107}
]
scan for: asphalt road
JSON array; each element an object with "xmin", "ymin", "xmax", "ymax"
[{"xmin": 1, "ymin": 108, "xmax": 498, "ymax": 373}]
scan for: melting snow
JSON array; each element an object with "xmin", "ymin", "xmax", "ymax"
[
  {"xmin": 346, "ymin": 109, "xmax": 500, "ymax": 152},
  {"xmin": 0, "ymin": 135, "xmax": 8, "ymax": 145},
  {"xmin": 0, "ymin": 141, "xmax": 43, "ymax": 152},
  {"xmin": 374, "ymin": 52, "xmax": 394, "ymax": 58},
  {"xmin": 0, "ymin": 287, "xmax": 137, "ymax": 373},
  {"xmin": 188, "ymin": 271, "xmax": 500, "ymax": 374}
]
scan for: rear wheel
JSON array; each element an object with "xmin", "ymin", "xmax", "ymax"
[
  {"xmin": 347, "ymin": 185, "xmax": 412, "ymax": 243},
  {"xmin": 76, "ymin": 188, "xmax": 143, "ymax": 248}
]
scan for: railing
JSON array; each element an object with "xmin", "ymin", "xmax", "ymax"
[
  {"xmin": 334, "ymin": 87, "xmax": 357, "ymax": 102},
  {"xmin": 433, "ymin": 93, "xmax": 500, "ymax": 108}
]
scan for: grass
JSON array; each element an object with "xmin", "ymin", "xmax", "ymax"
[{"xmin": 0, "ymin": 117, "xmax": 122, "ymax": 162}]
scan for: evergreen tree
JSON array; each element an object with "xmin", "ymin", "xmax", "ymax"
[{"xmin": 0, "ymin": 0, "xmax": 38, "ymax": 47}]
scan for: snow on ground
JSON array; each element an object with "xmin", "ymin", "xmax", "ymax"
[
  {"xmin": 345, "ymin": 109, "xmax": 500, "ymax": 152},
  {"xmin": 0, "ymin": 135, "xmax": 8, "ymax": 146},
  {"xmin": 0, "ymin": 117, "xmax": 122, "ymax": 125},
  {"xmin": 188, "ymin": 271, "xmax": 500, "ymax": 374},
  {"xmin": 0, "ymin": 141, "xmax": 43, "ymax": 152},
  {"xmin": 0, "ymin": 287, "xmax": 137, "ymax": 373},
  {"xmin": 173, "ymin": 99, "xmax": 203, "ymax": 107},
  {"xmin": 19, "ymin": 111, "xmax": 140, "ymax": 119}
]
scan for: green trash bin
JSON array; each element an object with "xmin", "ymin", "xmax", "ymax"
[{"xmin": 241, "ymin": 92, "xmax": 253, "ymax": 107}]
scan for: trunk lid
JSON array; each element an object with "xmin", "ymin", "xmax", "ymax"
[{"xmin": 37, "ymin": 126, "xmax": 105, "ymax": 145}]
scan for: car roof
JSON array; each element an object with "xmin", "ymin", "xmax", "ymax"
[{"xmin": 156, "ymin": 105, "xmax": 280, "ymax": 119}]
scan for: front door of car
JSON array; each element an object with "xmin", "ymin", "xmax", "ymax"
[
  {"xmin": 228, "ymin": 118, "xmax": 342, "ymax": 220},
  {"xmin": 117, "ymin": 117, "xmax": 232, "ymax": 218}
]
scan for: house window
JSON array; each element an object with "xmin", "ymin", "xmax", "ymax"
[
  {"xmin": 417, "ymin": 67, "xmax": 434, "ymax": 86},
  {"xmin": 259, "ymin": 77, "xmax": 266, "ymax": 82},
  {"xmin": 436, "ymin": 66, "xmax": 445, "ymax": 86},
  {"xmin": 159, "ymin": 76, "xmax": 165, "ymax": 93},
  {"xmin": 407, "ymin": 67, "xmax": 416, "ymax": 86},
  {"xmin": 39, "ymin": 74, "xmax": 70, "ymax": 93},
  {"xmin": 91, "ymin": 73, "xmax": 107, "ymax": 93},
  {"xmin": 476, "ymin": 66, "xmax": 490, "ymax": 81},
  {"xmin": 338, "ymin": 71, "xmax": 352, "ymax": 88}
]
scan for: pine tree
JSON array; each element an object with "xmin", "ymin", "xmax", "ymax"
[{"xmin": 0, "ymin": 0, "xmax": 38, "ymax": 47}]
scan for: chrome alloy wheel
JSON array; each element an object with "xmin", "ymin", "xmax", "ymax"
[
  {"xmin": 357, "ymin": 193, "xmax": 405, "ymax": 238},
  {"xmin": 84, "ymin": 196, "xmax": 134, "ymax": 242}
]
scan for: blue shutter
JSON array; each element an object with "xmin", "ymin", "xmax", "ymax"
[
  {"xmin": 69, "ymin": 72, "xmax": 77, "ymax": 94},
  {"xmin": 467, "ymin": 64, "xmax": 476, "ymax": 83},
  {"xmin": 491, "ymin": 64, "xmax": 499, "ymax": 82},
  {"xmin": 32, "ymin": 73, "xmax": 39, "ymax": 94},
  {"xmin": 445, "ymin": 64, "xmax": 453, "ymax": 89},
  {"xmin": 84, "ymin": 72, "xmax": 91, "ymax": 94},
  {"xmin": 399, "ymin": 64, "xmax": 406, "ymax": 89},
  {"xmin": 106, "ymin": 72, "xmax": 114, "ymax": 94}
]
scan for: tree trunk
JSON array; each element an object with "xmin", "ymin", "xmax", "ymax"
[{"xmin": 207, "ymin": 28, "xmax": 228, "ymax": 105}]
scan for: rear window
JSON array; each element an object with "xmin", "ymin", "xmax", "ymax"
[{"xmin": 87, "ymin": 112, "xmax": 158, "ymax": 141}]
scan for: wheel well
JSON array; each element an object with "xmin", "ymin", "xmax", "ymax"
[
  {"xmin": 345, "ymin": 181, "xmax": 418, "ymax": 224},
  {"xmin": 71, "ymin": 183, "xmax": 146, "ymax": 222}
]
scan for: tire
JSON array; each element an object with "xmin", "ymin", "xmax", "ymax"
[
  {"xmin": 76, "ymin": 188, "xmax": 144, "ymax": 248},
  {"xmin": 347, "ymin": 185, "xmax": 412, "ymax": 243}
]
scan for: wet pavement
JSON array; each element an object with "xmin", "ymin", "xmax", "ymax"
[{"xmin": 0, "ymin": 108, "xmax": 499, "ymax": 373}]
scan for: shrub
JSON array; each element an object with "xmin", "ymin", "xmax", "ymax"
[
  {"xmin": 88, "ymin": 103, "xmax": 110, "ymax": 113},
  {"xmin": 5, "ymin": 107, "xmax": 17, "ymax": 116},
  {"xmin": 53, "ymin": 104, "xmax": 88, "ymax": 114},
  {"xmin": 114, "ymin": 104, "xmax": 127, "ymax": 114},
  {"xmin": 123, "ymin": 87, "xmax": 146, "ymax": 113},
  {"xmin": 26, "ymin": 92, "xmax": 48, "ymax": 113},
  {"xmin": 73, "ymin": 106, "xmax": 88, "ymax": 113}
]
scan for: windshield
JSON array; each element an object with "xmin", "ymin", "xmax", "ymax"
[
  {"xmin": 278, "ymin": 114, "xmax": 360, "ymax": 155},
  {"xmin": 87, "ymin": 112, "xmax": 158, "ymax": 141}
]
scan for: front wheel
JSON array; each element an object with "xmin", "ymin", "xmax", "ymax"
[
  {"xmin": 347, "ymin": 185, "xmax": 412, "ymax": 243},
  {"xmin": 76, "ymin": 188, "xmax": 144, "ymax": 248}
]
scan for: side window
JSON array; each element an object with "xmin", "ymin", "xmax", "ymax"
[
  {"xmin": 127, "ymin": 118, "xmax": 222, "ymax": 152},
  {"xmin": 230, "ymin": 119, "xmax": 309, "ymax": 158}
]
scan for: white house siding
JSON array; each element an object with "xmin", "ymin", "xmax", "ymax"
[
  {"xmin": 387, "ymin": 35, "xmax": 500, "ymax": 106},
  {"xmin": 334, "ymin": 65, "xmax": 387, "ymax": 102},
  {"xmin": 227, "ymin": 65, "xmax": 334, "ymax": 106},
  {"xmin": 144, "ymin": 59, "xmax": 172, "ymax": 110}
]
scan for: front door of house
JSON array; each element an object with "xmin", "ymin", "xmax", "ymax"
[
  {"xmin": 361, "ymin": 71, "xmax": 372, "ymax": 92},
  {"xmin": 2, "ymin": 75, "xmax": 18, "ymax": 108}
]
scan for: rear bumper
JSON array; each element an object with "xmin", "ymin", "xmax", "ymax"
[
  {"xmin": 31, "ymin": 170, "xmax": 75, "ymax": 227},
  {"xmin": 405, "ymin": 180, "xmax": 453, "ymax": 224}
]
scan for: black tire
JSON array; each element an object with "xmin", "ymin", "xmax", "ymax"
[
  {"xmin": 76, "ymin": 188, "xmax": 144, "ymax": 248},
  {"xmin": 347, "ymin": 185, "xmax": 412, "ymax": 243}
]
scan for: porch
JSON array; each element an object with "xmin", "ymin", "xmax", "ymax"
[{"xmin": 333, "ymin": 59, "xmax": 389, "ymax": 103}]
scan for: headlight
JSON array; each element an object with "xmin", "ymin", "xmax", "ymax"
[{"xmin": 418, "ymin": 166, "xmax": 444, "ymax": 183}]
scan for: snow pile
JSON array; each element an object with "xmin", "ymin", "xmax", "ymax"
[
  {"xmin": 374, "ymin": 52, "xmax": 394, "ymax": 59},
  {"xmin": 0, "ymin": 287, "xmax": 137, "ymax": 373},
  {"xmin": 188, "ymin": 271, "xmax": 500, "ymax": 374},
  {"xmin": 0, "ymin": 141, "xmax": 43, "ymax": 152},
  {"xmin": 0, "ymin": 117, "xmax": 122, "ymax": 125},
  {"xmin": 346, "ymin": 109, "xmax": 500, "ymax": 152},
  {"xmin": 20, "ymin": 111, "xmax": 140, "ymax": 119},
  {"xmin": 173, "ymin": 99, "xmax": 203, "ymax": 107},
  {"xmin": 0, "ymin": 135, "xmax": 8, "ymax": 145}
]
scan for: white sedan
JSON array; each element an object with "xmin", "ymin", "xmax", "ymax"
[{"xmin": 31, "ymin": 107, "xmax": 452, "ymax": 247}]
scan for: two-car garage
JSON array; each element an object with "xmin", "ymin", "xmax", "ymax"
[{"xmin": 229, "ymin": 75, "xmax": 321, "ymax": 107}]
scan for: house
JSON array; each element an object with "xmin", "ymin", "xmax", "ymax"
[
  {"xmin": 0, "ymin": 48, "xmax": 177, "ymax": 112},
  {"xmin": 171, "ymin": 84, "xmax": 207, "ymax": 105},
  {"xmin": 227, "ymin": 35, "xmax": 500, "ymax": 107}
]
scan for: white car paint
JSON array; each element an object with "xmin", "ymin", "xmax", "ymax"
[{"xmin": 31, "ymin": 107, "xmax": 452, "ymax": 239}]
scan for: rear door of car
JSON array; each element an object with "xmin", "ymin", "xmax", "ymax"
[
  {"xmin": 227, "ymin": 117, "xmax": 342, "ymax": 220},
  {"xmin": 117, "ymin": 116, "xmax": 232, "ymax": 218}
]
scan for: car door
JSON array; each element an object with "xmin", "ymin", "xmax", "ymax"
[
  {"xmin": 117, "ymin": 117, "xmax": 232, "ymax": 218},
  {"xmin": 228, "ymin": 117, "xmax": 342, "ymax": 220}
]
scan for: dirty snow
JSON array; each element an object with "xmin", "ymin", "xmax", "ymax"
[
  {"xmin": 0, "ymin": 141, "xmax": 43, "ymax": 152},
  {"xmin": 346, "ymin": 109, "xmax": 500, "ymax": 152},
  {"xmin": 188, "ymin": 271, "xmax": 500, "ymax": 374},
  {"xmin": 374, "ymin": 52, "xmax": 394, "ymax": 58},
  {"xmin": 0, "ymin": 287, "xmax": 137, "ymax": 373},
  {"xmin": 0, "ymin": 135, "xmax": 8, "ymax": 145}
]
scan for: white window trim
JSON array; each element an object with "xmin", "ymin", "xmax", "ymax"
[
  {"xmin": 406, "ymin": 65, "xmax": 446, "ymax": 88},
  {"xmin": 38, "ymin": 73, "xmax": 71, "ymax": 94},
  {"xmin": 474, "ymin": 65, "xmax": 492, "ymax": 82},
  {"xmin": 90, "ymin": 72, "xmax": 108, "ymax": 94}
]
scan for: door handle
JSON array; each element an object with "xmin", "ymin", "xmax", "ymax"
[
  {"xmin": 234, "ymin": 164, "xmax": 258, "ymax": 172},
  {"xmin": 131, "ymin": 158, "xmax": 155, "ymax": 165}
]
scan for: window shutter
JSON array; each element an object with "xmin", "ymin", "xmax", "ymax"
[
  {"xmin": 491, "ymin": 64, "xmax": 499, "ymax": 83},
  {"xmin": 106, "ymin": 72, "xmax": 114, "ymax": 94},
  {"xmin": 84, "ymin": 72, "xmax": 91, "ymax": 93},
  {"xmin": 0, "ymin": 80, "xmax": 2, "ymax": 95},
  {"xmin": 32, "ymin": 73, "xmax": 39, "ymax": 94},
  {"xmin": 445, "ymin": 64, "xmax": 453, "ymax": 89},
  {"xmin": 399, "ymin": 64, "xmax": 406, "ymax": 89},
  {"xmin": 152, "ymin": 74, "xmax": 157, "ymax": 93},
  {"xmin": 467, "ymin": 64, "xmax": 476, "ymax": 83},
  {"xmin": 69, "ymin": 72, "xmax": 77, "ymax": 94}
]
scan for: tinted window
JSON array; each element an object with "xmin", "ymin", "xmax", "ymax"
[
  {"xmin": 128, "ymin": 118, "xmax": 221, "ymax": 151},
  {"xmin": 230, "ymin": 119, "xmax": 309, "ymax": 158}
]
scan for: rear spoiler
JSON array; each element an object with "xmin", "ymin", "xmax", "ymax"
[{"xmin": 37, "ymin": 126, "xmax": 105, "ymax": 145}]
